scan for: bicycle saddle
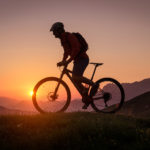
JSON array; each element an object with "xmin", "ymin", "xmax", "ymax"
[{"xmin": 90, "ymin": 62, "xmax": 103, "ymax": 67}]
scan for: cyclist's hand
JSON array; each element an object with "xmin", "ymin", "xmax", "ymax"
[
  {"xmin": 57, "ymin": 61, "xmax": 68, "ymax": 67},
  {"xmin": 57, "ymin": 61, "xmax": 63, "ymax": 67}
]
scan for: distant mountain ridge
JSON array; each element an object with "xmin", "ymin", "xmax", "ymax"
[
  {"xmin": 0, "ymin": 97, "xmax": 20, "ymax": 108},
  {"xmin": 0, "ymin": 105, "xmax": 34, "ymax": 115},
  {"xmin": 0, "ymin": 105, "xmax": 7, "ymax": 110},
  {"xmin": 0, "ymin": 97, "xmax": 35, "ymax": 112},
  {"xmin": 122, "ymin": 78, "xmax": 150, "ymax": 101}
]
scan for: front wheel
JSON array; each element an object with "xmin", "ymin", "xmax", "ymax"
[
  {"xmin": 90, "ymin": 78, "xmax": 125, "ymax": 113},
  {"xmin": 32, "ymin": 77, "xmax": 71, "ymax": 113}
]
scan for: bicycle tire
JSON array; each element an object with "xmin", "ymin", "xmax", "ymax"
[
  {"xmin": 32, "ymin": 77, "xmax": 71, "ymax": 113},
  {"xmin": 90, "ymin": 78, "xmax": 125, "ymax": 113}
]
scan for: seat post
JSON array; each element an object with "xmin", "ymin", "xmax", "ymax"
[{"xmin": 90, "ymin": 64, "xmax": 98, "ymax": 81}]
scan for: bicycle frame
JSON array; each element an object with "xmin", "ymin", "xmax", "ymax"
[{"xmin": 53, "ymin": 64, "xmax": 100, "ymax": 99}]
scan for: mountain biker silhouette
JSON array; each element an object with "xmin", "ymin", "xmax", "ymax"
[{"xmin": 50, "ymin": 22, "xmax": 95, "ymax": 109}]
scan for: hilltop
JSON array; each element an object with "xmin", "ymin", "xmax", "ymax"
[{"xmin": 118, "ymin": 91, "xmax": 150, "ymax": 118}]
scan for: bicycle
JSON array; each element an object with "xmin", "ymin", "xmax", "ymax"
[{"xmin": 32, "ymin": 62, "xmax": 125, "ymax": 113}]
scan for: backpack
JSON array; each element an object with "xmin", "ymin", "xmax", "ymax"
[{"xmin": 72, "ymin": 32, "xmax": 88, "ymax": 52}]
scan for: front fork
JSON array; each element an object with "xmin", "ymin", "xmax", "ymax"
[{"xmin": 51, "ymin": 67, "xmax": 65, "ymax": 101}]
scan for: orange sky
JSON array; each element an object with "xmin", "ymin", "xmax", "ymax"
[{"xmin": 0, "ymin": 0, "xmax": 150, "ymax": 100}]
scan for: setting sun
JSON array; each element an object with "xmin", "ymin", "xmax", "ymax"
[{"xmin": 29, "ymin": 91, "xmax": 34, "ymax": 96}]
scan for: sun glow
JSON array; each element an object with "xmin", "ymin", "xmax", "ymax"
[{"xmin": 29, "ymin": 91, "xmax": 34, "ymax": 96}]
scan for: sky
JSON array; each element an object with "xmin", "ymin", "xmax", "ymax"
[{"xmin": 0, "ymin": 0, "xmax": 150, "ymax": 100}]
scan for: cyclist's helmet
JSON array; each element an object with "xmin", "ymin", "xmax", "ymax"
[{"xmin": 50, "ymin": 22, "xmax": 64, "ymax": 31}]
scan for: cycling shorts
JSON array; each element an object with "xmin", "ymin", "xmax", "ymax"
[{"xmin": 72, "ymin": 57, "xmax": 89, "ymax": 76}]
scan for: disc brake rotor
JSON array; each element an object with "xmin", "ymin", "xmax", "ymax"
[{"xmin": 47, "ymin": 92, "xmax": 59, "ymax": 101}]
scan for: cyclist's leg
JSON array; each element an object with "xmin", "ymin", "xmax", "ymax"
[
  {"xmin": 72, "ymin": 58, "xmax": 96, "ymax": 109},
  {"xmin": 72, "ymin": 74, "xmax": 85, "ymax": 94},
  {"xmin": 72, "ymin": 74, "xmax": 92, "ymax": 108},
  {"xmin": 72, "ymin": 57, "xmax": 89, "ymax": 89},
  {"xmin": 72, "ymin": 57, "xmax": 91, "ymax": 101}
]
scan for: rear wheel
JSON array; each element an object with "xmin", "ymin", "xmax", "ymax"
[
  {"xmin": 90, "ymin": 78, "xmax": 125, "ymax": 113},
  {"xmin": 32, "ymin": 77, "xmax": 71, "ymax": 113}
]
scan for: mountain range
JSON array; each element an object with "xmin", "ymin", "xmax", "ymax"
[{"xmin": 122, "ymin": 78, "xmax": 150, "ymax": 101}]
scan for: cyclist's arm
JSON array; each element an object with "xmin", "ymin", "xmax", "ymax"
[{"xmin": 62, "ymin": 52, "xmax": 68, "ymax": 61}]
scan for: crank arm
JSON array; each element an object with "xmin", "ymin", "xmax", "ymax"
[{"xmin": 93, "ymin": 96, "xmax": 104, "ymax": 101}]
